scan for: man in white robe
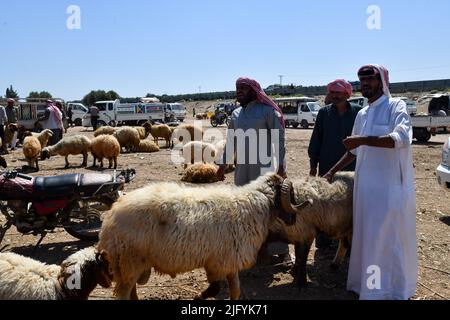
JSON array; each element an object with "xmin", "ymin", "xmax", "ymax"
[{"xmin": 324, "ymin": 64, "xmax": 417, "ymax": 300}]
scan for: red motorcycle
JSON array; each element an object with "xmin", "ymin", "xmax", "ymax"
[{"xmin": 0, "ymin": 169, "xmax": 135, "ymax": 247}]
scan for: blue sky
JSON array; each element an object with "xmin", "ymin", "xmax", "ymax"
[{"xmin": 1, "ymin": 0, "xmax": 449, "ymax": 100}]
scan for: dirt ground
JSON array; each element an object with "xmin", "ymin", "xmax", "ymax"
[{"xmin": 1, "ymin": 112, "xmax": 449, "ymax": 300}]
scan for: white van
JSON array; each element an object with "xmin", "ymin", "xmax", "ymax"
[
  {"xmin": 166, "ymin": 103, "xmax": 187, "ymax": 121},
  {"xmin": 274, "ymin": 97, "xmax": 320, "ymax": 129},
  {"xmin": 82, "ymin": 99, "xmax": 166, "ymax": 127},
  {"xmin": 348, "ymin": 96, "xmax": 417, "ymax": 115},
  {"xmin": 67, "ymin": 103, "xmax": 88, "ymax": 126}
]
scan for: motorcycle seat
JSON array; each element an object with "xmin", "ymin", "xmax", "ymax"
[
  {"xmin": 78, "ymin": 173, "xmax": 115, "ymax": 195},
  {"xmin": 34, "ymin": 174, "xmax": 81, "ymax": 196}
]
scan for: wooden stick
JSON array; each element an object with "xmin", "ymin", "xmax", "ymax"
[
  {"xmin": 422, "ymin": 265, "xmax": 450, "ymax": 276},
  {"xmin": 418, "ymin": 282, "xmax": 448, "ymax": 300}
]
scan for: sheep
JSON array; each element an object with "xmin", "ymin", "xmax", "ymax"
[
  {"xmin": 0, "ymin": 156, "xmax": 6, "ymax": 168},
  {"xmin": 171, "ymin": 124, "xmax": 204, "ymax": 147},
  {"xmin": 113, "ymin": 127, "xmax": 140, "ymax": 153},
  {"xmin": 134, "ymin": 122, "xmax": 153, "ymax": 140},
  {"xmin": 268, "ymin": 172, "xmax": 354, "ymax": 288},
  {"xmin": 1, "ymin": 123, "xmax": 19, "ymax": 153},
  {"xmin": 136, "ymin": 140, "xmax": 160, "ymax": 153},
  {"xmin": 94, "ymin": 126, "xmax": 117, "ymax": 137},
  {"xmin": 91, "ymin": 134, "xmax": 120, "ymax": 169},
  {"xmin": 97, "ymin": 173, "xmax": 294, "ymax": 300},
  {"xmin": 0, "ymin": 247, "xmax": 111, "ymax": 300},
  {"xmin": 182, "ymin": 141, "xmax": 217, "ymax": 169},
  {"xmin": 41, "ymin": 135, "xmax": 91, "ymax": 168},
  {"xmin": 149, "ymin": 123, "xmax": 172, "ymax": 148},
  {"xmin": 22, "ymin": 136, "xmax": 41, "ymax": 170},
  {"xmin": 31, "ymin": 129, "xmax": 54, "ymax": 149},
  {"xmin": 213, "ymin": 139, "xmax": 235, "ymax": 173},
  {"xmin": 181, "ymin": 163, "xmax": 220, "ymax": 184}
]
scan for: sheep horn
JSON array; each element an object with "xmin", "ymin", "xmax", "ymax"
[{"xmin": 280, "ymin": 179, "xmax": 313, "ymax": 215}]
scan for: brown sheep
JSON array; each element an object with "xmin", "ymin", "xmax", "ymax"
[
  {"xmin": 136, "ymin": 140, "xmax": 160, "ymax": 153},
  {"xmin": 91, "ymin": 135, "xmax": 121, "ymax": 169},
  {"xmin": 113, "ymin": 127, "xmax": 140, "ymax": 153},
  {"xmin": 181, "ymin": 163, "xmax": 220, "ymax": 184},
  {"xmin": 23, "ymin": 136, "xmax": 42, "ymax": 170},
  {"xmin": 172, "ymin": 124, "xmax": 204, "ymax": 147},
  {"xmin": 94, "ymin": 126, "xmax": 117, "ymax": 137},
  {"xmin": 149, "ymin": 124, "xmax": 172, "ymax": 148},
  {"xmin": 1, "ymin": 124, "xmax": 19, "ymax": 153},
  {"xmin": 134, "ymin": 122, "xmax": 153, "ymax": 140}
]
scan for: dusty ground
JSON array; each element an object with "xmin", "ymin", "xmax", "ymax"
[{"xmin": 0, "ymin": 113, "xmax": 449, "ymax": 300}]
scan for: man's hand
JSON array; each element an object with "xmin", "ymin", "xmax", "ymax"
[
  {"xmin": 309, "ymin": 168, "xmax": 317, "ymax": 177},
  {"xmin": 343, "ymin": 136, "xmax": 365, "ymax": 151},
  {"xmin": 216, "ymin": 166, "xmax": 225, "ymax": 181}
]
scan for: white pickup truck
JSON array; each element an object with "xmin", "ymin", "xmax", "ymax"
[
  {"xmin": 82, "ymin": 99, "xmax": 171, "ymax": 127},
  {"xmin": 411, "ymin": 115, "xmax": 450, "ymax": 142}
]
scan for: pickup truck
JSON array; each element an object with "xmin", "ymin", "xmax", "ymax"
[
  {"xmin": 436, "ymin": 136, "xmax": 450, "ymax": 190},
  {"xmin": 411, "ymin": 115, "xmax": 450, "ymax": 142}
]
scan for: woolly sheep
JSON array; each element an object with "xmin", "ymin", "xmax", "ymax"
[
  {"xmin": 182, "ymin": 141, "xmax": 217, "ymax": 169},
  {"xmin": 136, "ymin": 140, "xmax": 160, "ymax": 153},
  {"xmin": 113, "ymin": 127, "xmax": 140, "ymax": 153},
  {"xmin": 181, "ymin": 163, "xmax": 220, "ymax": 184},
  {"xmin": 134, "ymin": 122, "xmax": 153, "ymax": 140},
  {"xmin": 94, "ymin": 126, "xmax": 117, "ymax": 137},
  {"xmin": 213, "ymin": 139, "xmax": 235, "ymax": 173},
  {"xmin": 97, "ymin": 173, "xmax": 293, "ymax": 300},
  {"xmin": 23, "ymin": 136, "xmax": 41, "ymax": 170},
  {"xmin": 31, "ymin": 129, "xmax": 54, "ymax": 149},
  {"xmin": 172, "ymin": 124, "xmax": 204, "ymax": 147},
  {"xmin": 149, "ymin": 123, "xmax": 172, "ymax": 148},
  {"xmin": 0, "ymin": 247, "xmax": 111, "ymax": 300},
  {"xmin": 269, "ymin": 172, "xmax": 354, "ymax": 287},
  {"xmin": 41, "ymin": 135, "xmax": 91, "ymax": 168},
  {"xmin": 91, "ymin": 134, "xmax": 121, "ymax": 169}
]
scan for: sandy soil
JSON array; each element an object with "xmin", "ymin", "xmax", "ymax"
[{"xmin": 0, "ymin": 114, "xmax": 449, "ymax": 300}]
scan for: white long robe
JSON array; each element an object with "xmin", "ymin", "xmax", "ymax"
[{"xmin": 348, "ymin": 95, "xmax": 417, "ymax": 300}]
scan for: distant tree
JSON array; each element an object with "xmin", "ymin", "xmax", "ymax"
[
  {"xmin": 82, "ymin": 90, "xmax": 121, "ymax": 106},
  {"xmin": 28, "ymin": 91, "xmax": 52, "ymax": 99},
  {"xmin": 5, "ymin": 85, "xmax": 19, "ymax": 99}
]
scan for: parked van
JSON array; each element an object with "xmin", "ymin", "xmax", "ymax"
[
  {"xmin": 67, "ymin": 102, "xmax": 88, "ymax": 126},
  {"xmin": 166, "ymin": 103, "xmax": 187, "ymax": 121},
  {"xmin": 273, "ymin": 97, "xmax": 320, "ymax": 129},
  {"xmin": 82, "ymin": 99, "xmax": 167, "ymax": 127}
]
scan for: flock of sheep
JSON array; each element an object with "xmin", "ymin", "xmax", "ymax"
[{"xmin": 0, "ymin": 120, "xmax": 355, "ymax": 300}]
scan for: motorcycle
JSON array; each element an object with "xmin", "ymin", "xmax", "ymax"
[
  {"xmin": 210, "ymin": 111, "xmax": 229, "ymax": 127},
  {"xmin": 0, "ymin": 169, "xmax": 135, "ymax": 247}
]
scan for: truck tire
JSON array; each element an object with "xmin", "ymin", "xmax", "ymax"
[
  {"xmin": 97, "ymin": 120, "xmax": 107, "ymax": 128},
  {"xmin": 301, "ymin": 120, "xmax": 309, "ymax": 129},
  {"xmin": 292, "ymin": 123, "xmax": 299, "ymax": 129},
  {"xmin": 414, "ymin": 128, "xmax": 431, "ymax": 142},
  {"xmin": 74, "ymin": 118, "xmax": 82, "ymax": 126}
]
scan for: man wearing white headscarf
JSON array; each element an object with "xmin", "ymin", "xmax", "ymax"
[{"xmin": 324, "ymin": 65, "xmax": 417, "ymax": 300}]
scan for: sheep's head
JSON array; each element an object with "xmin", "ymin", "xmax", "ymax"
[
  {"xmin": 8, "ymin": 123, "xmax": 18, "ymax": 133},
  {"xmin": 277, "ymin": 179, "xmax": 313, "ymax": 225},
  {"xmin": 43, "ymin": 129, "xmax": 54, "ymax": 138},
  {"xmin": 0, "ymin": 156, "xmax": 7, "ymax": 168},
  {"xmin": 143, "ymin": 121, "xmax": 152, "ymax": 133},
  {"xmin": 41, "ymin": 148, "xmax": 50, "ymax": 160},
  {"xmin": 58, "ymin": 247, "xmax": 112, "ymax": 300}
]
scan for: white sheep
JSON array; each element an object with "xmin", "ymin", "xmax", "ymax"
[
  {"xmin": 269, "ymin": 172, "xmax": 354, "ymax": 287},
  {"xmin": 182, "ymin": 141, "xmax": 217, "ymax": 169},
  {"xmin": 94, "ymin": 126, "xmax": 117, "ymax": 137},
  {"xmin": 41, "ymin": 135, "xmax": 91, "ymax": 168},
  {"xmin": 0, "ymin": 247, "xmax": 111, "ymax": 300},
  {"xmin": 171, "ymin": 124, "xmax": 204, "ymax": 148},
  {"xmin": 98, "ymin": 173, "xmax": 291, "ymax": 300},
  {"xmin": 22, "ymin": 136, "xmax": 41, "ymax": 170},
  {"xmin": 113, "ymin": 127, "xmax": 140, "ymax": 153},
  {"xmin": 91, "ymin": 134, "xmax": 121, "ymax": 169},
  {"xmin": 31, "ymin": 129, "xmax": 54, "ymax": 149}
]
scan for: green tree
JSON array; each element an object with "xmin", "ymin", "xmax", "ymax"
[
  {"xmin": 28, "ymin": 91, "xmax": 53, "ymax": 99},
  {"xmin": 5, "ymin": 85, "xmax": 19, "ymax": 99},
  {"xmin": 82, "ymin": 90, "xmax": 121, "ymax": 106}
]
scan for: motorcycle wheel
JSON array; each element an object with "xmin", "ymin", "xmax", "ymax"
[
  {"xmin": 62, "ymin": 196, "xmax": 114, "ymax": 241},
  {"xmin": 225, "ymin": 117, "xmax": 230, "ymax": 127},
  {"xmin": 210, "ymin": 118, "xmax": 218, "ymax": 127}
]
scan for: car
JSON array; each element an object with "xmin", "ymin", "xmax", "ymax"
[
  {"xmin": 347, "ymin": 96, "xmax": 417, "ymax": 115},
  {"xmin": 436, "ymin": 136, "xmax": 450, "ymax": 190},
  {"xmin": 67, "ymin": 102, "xmax": 89, "ymax": 126}
]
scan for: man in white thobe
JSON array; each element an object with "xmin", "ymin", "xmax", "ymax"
[{"xmin": 324, "ymin": 64, "xmax": 417, "ymax": 300}]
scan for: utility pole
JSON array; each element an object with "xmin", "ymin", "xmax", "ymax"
[
  {"xmin": 199, "ymin": 86, "xmax": 201, "ymax": 94},
  {"xmin": 278, "ymin": 75, "xmax": 284, "ymax": 86}
]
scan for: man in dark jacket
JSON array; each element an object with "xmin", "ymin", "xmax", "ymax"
[{"xmin": 308, "ymin": 79, "xmax": 360, "ymax": 249}]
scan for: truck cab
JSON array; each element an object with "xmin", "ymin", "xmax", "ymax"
[
  {"xmin": 166, "ymin": 103, "xmax": 187, "ymax": 121},
  {"xmin": 274, "ymin": 97, "xmax": 320, "ymax": 129}
]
